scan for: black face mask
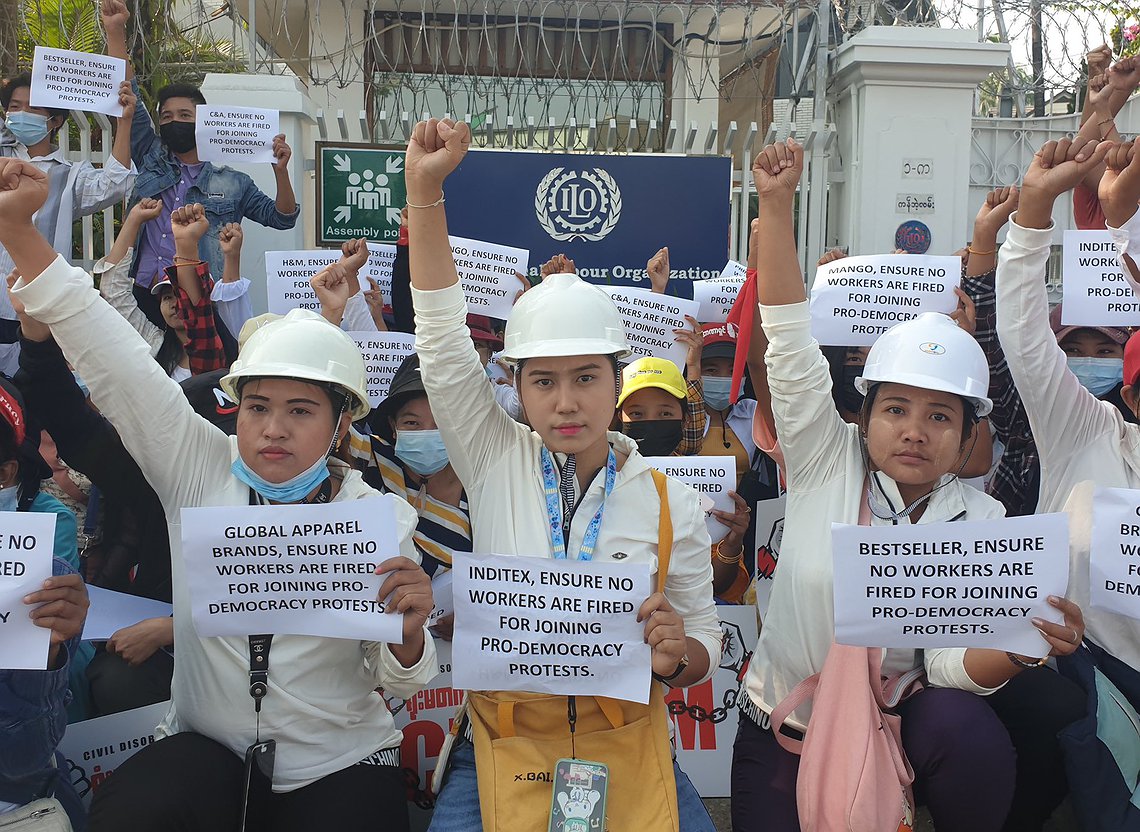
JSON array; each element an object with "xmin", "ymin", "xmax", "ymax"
[
  {"xmin": 623, "ymin": 418, "xmax": 684, "ymax": 457},
  {"xmin": 160, "ymin": 121, "xmax": 197, "ymax": 154},
  {"xmin": 839, "ymin": 366, "xmax": 865, "ymax": 415}
]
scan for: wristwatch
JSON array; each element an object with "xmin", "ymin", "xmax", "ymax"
[{"xmin": 653, "ymin": 654, "xmax": 690, "ymax": 686}]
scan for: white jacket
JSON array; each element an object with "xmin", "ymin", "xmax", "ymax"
[
  {"xmin": 744, "ymin": 301, "xmax": 1005, "ymax": 731},
  {"xmin": 14, "ymin": 255, "xmax": 438, "ymax": 792},
  {"xmin": 412, "ymin": 282, "xmax": 722, "ymax": 682},
  {"xmin": 995, "ymin": 217, "xmax": 1140, "ymax": 670}
]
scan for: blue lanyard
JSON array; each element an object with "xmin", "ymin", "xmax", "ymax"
[{"xmin": 540, "ymin": 446, "xmax": 616, "ymax": 561}]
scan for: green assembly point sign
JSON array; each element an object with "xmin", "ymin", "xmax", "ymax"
[{"xmin": 316, "ymin": 142, "xmax": 406, "ymax": 245}]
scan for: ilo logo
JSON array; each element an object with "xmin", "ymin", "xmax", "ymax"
[{"xmin": 535, "ymin": 168, "xmax": 622, "ymax": 242}]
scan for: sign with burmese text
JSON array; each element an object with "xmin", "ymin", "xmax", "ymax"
[
  {"xmin": 452, "ymin": 552, "xmax": 652, "ymax": 702},
  {"xmin": 180, "ymin": 499, "xmax": 404, "ymax": 642},
  {"xmin": 832, "ymin": 513, "xmax": 1068, "ymax": 656}
]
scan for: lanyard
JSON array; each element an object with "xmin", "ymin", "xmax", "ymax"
[{"xmin": 540, "ymin": 446, "xmax": 616, "ymax": 561}]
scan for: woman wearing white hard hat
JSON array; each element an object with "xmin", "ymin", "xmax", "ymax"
[
  {"xmin": 730, "ymin": 140, "xmax": 1085, "ymax": 832},
  {"xmin": 0, "ymin": 158, "xmax": 436, "ymax": 832},
  {"xmin": 405, "ymin": 118, "xmax": 720, "ymax": 832}
]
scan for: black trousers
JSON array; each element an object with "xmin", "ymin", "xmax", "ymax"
[
  {"xmin": 88, "ymin": 732, "xmax": 410, "ymax": 832},
  {"xmin": 86, "ymin": 648, "xmax": 173, "ymax": 717},
  {"xmin": 985, "ymin": 665, "xmax": 1087, "ymax": 832}
]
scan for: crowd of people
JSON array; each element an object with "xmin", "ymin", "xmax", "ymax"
[{"xmin": 1, "ymin": 2, "xmax": 1139, "ymax": 829}]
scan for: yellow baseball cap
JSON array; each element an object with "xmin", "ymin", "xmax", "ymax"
[{"xmin": 617, "ymin": 357, "xmax": 687, "ymax": 408}]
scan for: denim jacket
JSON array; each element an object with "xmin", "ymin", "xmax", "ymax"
[
  {"xmin": 0, "ymin": 557, "xmax": 86, "ymax": 830},
  {"xmin": 127, "ymin": 79, "xmax": 299, "ymax": 282}
]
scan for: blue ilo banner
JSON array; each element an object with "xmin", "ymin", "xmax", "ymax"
[{"xmin": 443, "ymin": 149, "xmax": 732, "ymax": 290}]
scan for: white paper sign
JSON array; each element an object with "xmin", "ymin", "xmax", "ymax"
[
  {"xmin": 692, "ymin": 261, "xmax": 747, "ymax": 323},
  {"xmin": 0, "ymin": 512, "xmax": 57, "ymax": 670},
  {"xmin": 265, "ymin": 249, "xmax": 342, "ymax": 315},
  {"xmin": 452, "ymin": 552, "xmax": 653, "ymax": 702},
  {"xmin": 809, "ymin": 254, "xmax": 959, "ymax": 346},
  {"xmin": 450, "ymin": 235, "xmax": 529, "ymax": 320},
  {"xmin": 195, "ymin": 105, "xmax": 279, "ymax": 165},
  {"xmin": 30, "ymin": 47, "xmax": 125, "ymax": 116},
  {"xmin": 266, "ymin": 248, "xmax": 396, "ymax": 317},
  {"xmin": 348, "ymin": 332, "xmax": 416, "ymax": 407},
  {"xmin": 1061, "ymin": 230, "xmax": 1140, "ymax": 327},
  {"xmin": 83, "ymin": 586, "xmax": 173, "ymax": 642},
  {"xmin": 428, "ymin": 570, "xmax": 454, "ymax": 626},
  {"xmin": 752, "ymin": 495, "xmax": 787, "ymax": 621},
  {"xmin": 1089, "ymin": 486, "xmax": 1140, "ymax": 619},
  {"xmin": 363, "ymin": 242, "xmax": 397, "ymax": 305},
  {"xmin": 180, "ymin": 498, "xmax": 404, "ymax": 642},
  {"xmin": 59, "ymin": 701, "xmax": 171, "ymax": 807},
  {"xmin": 606, "ymin": 289, "xmax": 702, "ymax": 368},
  {"xmin": 643, "ymin": 456, "xmax": 736, "ymax": 543},
  {"xmin": 668, "ymin": 604, "xmax": 758, "ymax": 797},
  {"xmin": 832, "ymin": 513, "xmax": 1069, "ymax": 656}
]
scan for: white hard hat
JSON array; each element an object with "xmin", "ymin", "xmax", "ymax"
[
  {"xmin": 854, "ymin": 312, "xmax": 992, "ymax": 417},
  {"xmin": 501, "ymin": 273, "xmax": 631, "ymax": 365},
  {"xmin": 221, "ymin": 308, "xmax": 371, "ymax": 420}
]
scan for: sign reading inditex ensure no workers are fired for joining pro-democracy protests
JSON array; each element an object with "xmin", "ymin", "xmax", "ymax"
[
  {"xmin": 832, "ymin": 513, "xmax": 1069, "ymax": 657},
  {"xmin": 180, "ymin": 499, "xmax": 404, "ymax": 643},
  {"xmin": 452, "ymin": 552, "xmax": 653, "ymax": 703}
]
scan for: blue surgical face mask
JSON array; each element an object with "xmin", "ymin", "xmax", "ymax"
[
  {"xmin": 395, "ymin": 429, "xmax": 450, "ymax": 477},
  {"xmin": 0, "ymin": 485, "xmax": 18, "ymax": 513},
  {"xmin": 5, "ymin": 111, "xmax": 50, "ymax": 147},
  {"xmin": 232, "ymin": 451, "xmax": 331, "ymax": 503},
  {"xmin": 702, "ymin": 375, "xmax": 734, "ymax": 412},
  {"xmin": 1068, "ymin": 357, "xmax": 1123, "ymax": 398}
]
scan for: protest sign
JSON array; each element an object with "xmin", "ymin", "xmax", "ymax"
[
  {"xmin": 195, "ymin": 106, "xmax": 279, "ymax": 165},
  {"xmin": 643, "ymin": 456, "xmax": 737, "ymax": 543},
  {"xmin": 668, "ymin": 604, "xmax": 758, "ymax": 797},
  {"xmin": 452, "ymin": 552, "xmax": 652, "ymax": 702},
  {"xmin": 348, "ymin": 332, "xmax": 416, "ymax": 406},
  {"xmin": 449, "ymin": 235, "xmax": 529, "ymax": 320},
  {"xmin": 428, "ymin": 569, "xmax": 454, "ymax": 627},
  {"xmin": 692, "ymin": 261, "xmax": 747, "ymax": 323},
  {"xmin": 180, "ymin": 498, "xmax": 404, "ymax": 642},
  {"xmin": 1089, "ymin": 487, "xmax": 1140, "ymax": 619},
  {"xmin": 832, "ymin": 513, "xmax": 1069, "ymax": 656},
  {"xmin": 752, "ymin": 495, "xmax": 787, "ymax": 620},
  {"xmin": 1061, "ymin": 230, "xmax": 1140, "ymax": 327},
  {"xmin": 30, "ymin": 47, "xmax": 125, "ymax": 116},
  {"xmin": 809, "ymin": 254, "xmax": 959, "ymax": 346},
  {"xmin": 363, "ymin": 242, "xmax": 396, "ymax": 304},
  {"xmin": 265, "ymin": 250, "xmax": 341, "ymax": 315},
  {"xmin": 60, "ymin": 701, "xmax": 171, "ymax": 808},
  {"xmin": 0, "ymin": 512, "xmax": 57, "ymax": 670},
  {"xmin": 606, "ymin": 288, "xmax": 701, "ymax": 368},
  {"xmin": 83, "ymin": 586, "xmax": 173, "ymax": 642}
]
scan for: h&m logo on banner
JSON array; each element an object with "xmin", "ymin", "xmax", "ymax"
[{"xmin": 535, "ymin": 168, "xmax": 622, "ymax": 242}]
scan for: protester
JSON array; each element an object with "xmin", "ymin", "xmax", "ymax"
[
  {"xmin": 0, "ymin": 558, "xmax": 90, "ymax": 830},
  {"xmin": 212, "ymin": 222, "xmax": 254, "ymax": 340},
  {"xmin": 0, "ymin": 73, "xmax": 137, "ymax": 375},
  {"xmin": 101, "ymin": 0, "xmax": 298, "ymax": 316},
  {"xmin": 406, "ymin": 118, "xmax": 720, "ymax": 831},
  {"xmin": 0, "ymin": 155, "xmax": 436, "ymax": 831},
  {"xmin": 1071, "ymin": 48, "xmax": 1136, "ymax": 230},
  {"xmin": 618, "ymin": 356, "xmax": 707, "ymax": 456},
  {"xmin": 731, "ymin": 138, "xmax": 1087, "ymax": 832}
]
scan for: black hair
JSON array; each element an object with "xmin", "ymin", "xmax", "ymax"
[
  {"xmin": 859, "ymin": 383, "xmax": 978, "ymax": 447},
  {"xmin": 157, "ymin": 83, "xmax": 206, "ymax": 109},
  {"xmin": 0, "ymin": 416, "xmax": 42, "ymax": 507},
  {"xmin": 0, "ymin": 73, "xmax": 68, "ymax": 121},
  {"xmin": 821, "ymin": 346, "xmax": 849, "ymax": 412}
]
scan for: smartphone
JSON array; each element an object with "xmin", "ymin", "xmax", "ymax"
[
  {"xmin": 239, "ymin": 739, "xmax": 276, "ymax": 832},
  {"xmin": 548, "ymin": 758, "xmax": 608, "ymax": 832}
]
